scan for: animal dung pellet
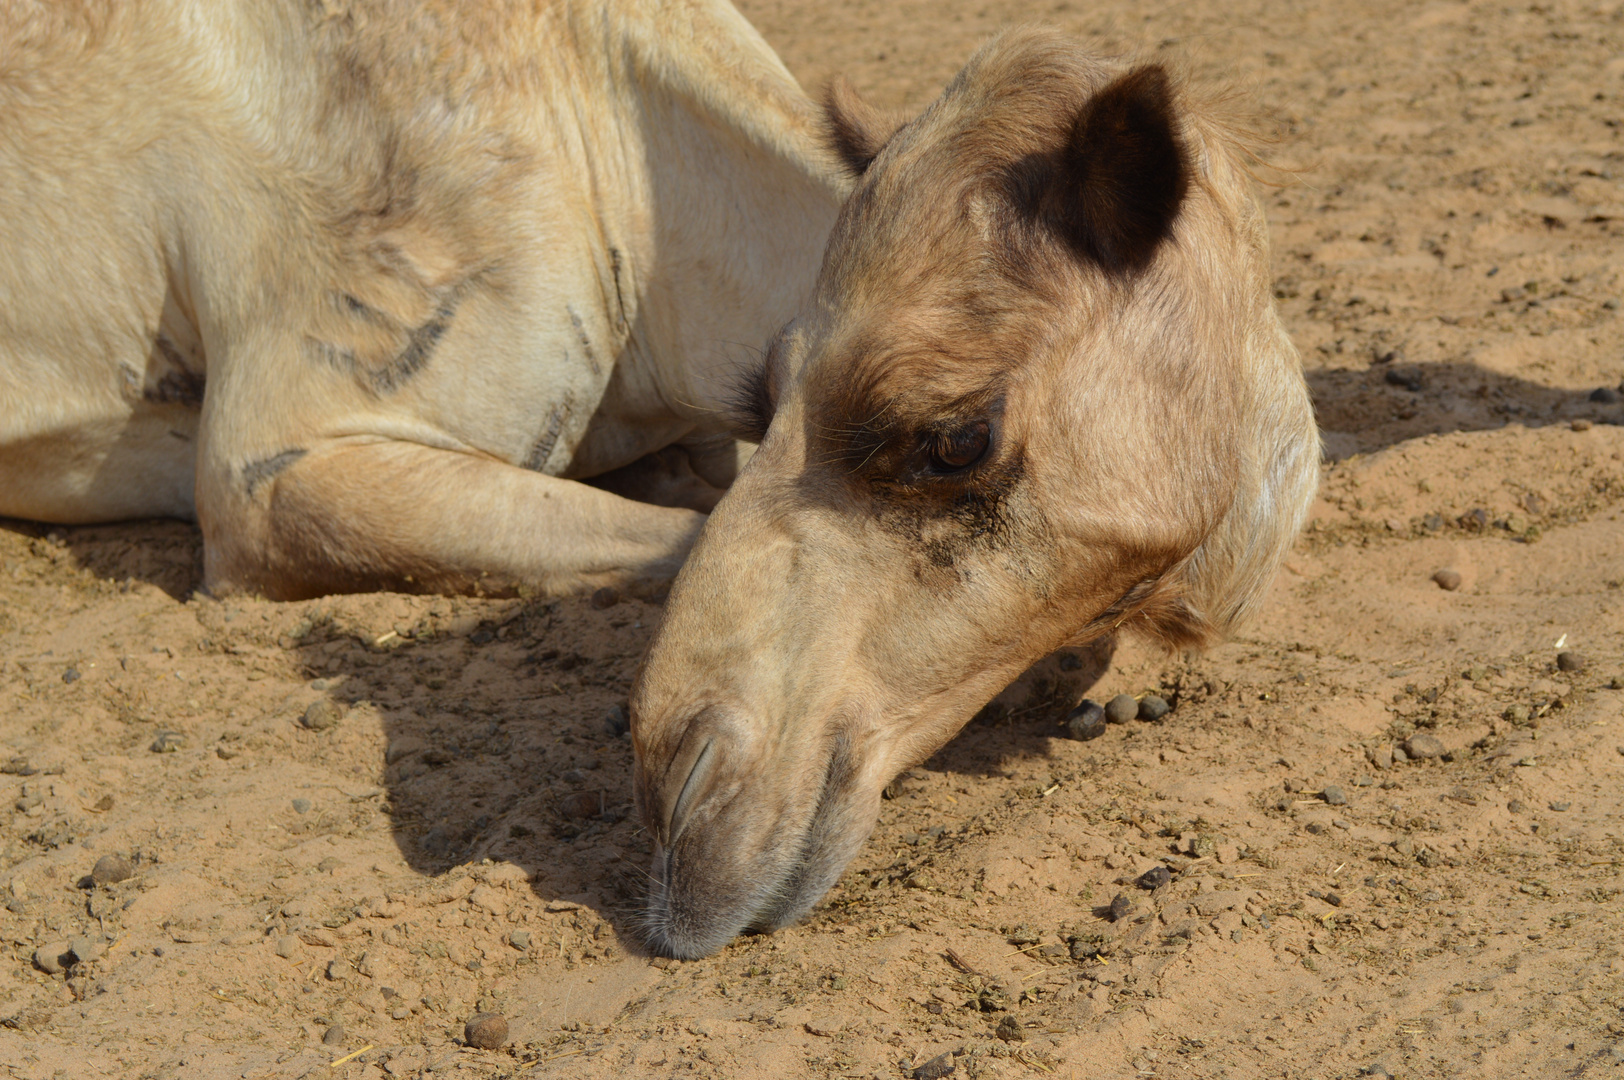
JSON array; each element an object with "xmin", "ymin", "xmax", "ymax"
[
  {"xmin": 1137, "ymin": 694, "xmax": 1171, "ymax": 721},
  {"xmin": 1104, "ymin": 694, "xmax": 1138, "ymax": 724},
  {"xmin": 301, "ymin": 699, "xmax": 345, "ymax": 730},
  {"xmin": 89, "ymin": 853, "xmax": 134, "ymax": 886},
  {"xmin": 1403, "ymin": 733, "xmax": 1444, "ymax": 760},
  {"xmin": 1063, "ymin": 700, "xmax": 1106, "ymax": 741},
  {"xmin": 464, "ymin": 1012, "xmax": 509, "ymax": 1049}
]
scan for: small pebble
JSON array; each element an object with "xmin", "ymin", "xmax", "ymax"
[
  {"xmin": 995, "ymin": 1014, "xmax": 1025, "ymax": 1042},
  {"xmin": 1108, "ymin": 893, "xmax": 1134, "ymax": 922},
  {"xmin": 1431, "ymin": 568, "xmax": 1462, "ymax": 591},
  {"xmin": 291, "ymin": 798, "xmax": 312, "ymax": 814},
  {"xmin": 1590, "ymin": 386, "xmax": 1620, "ymax": 404},
  {"xmin": 1104, "ymin": 694, "xmax": 1138, "ymax": 724},
  {"xmin": 1322, "ymin": 891, "xmax": 1343, "ymax": 907},
  {"xmin": 301, "ymin": 699, "xmax": 345, "ymax": 731},
  {"xmin": 68, "ymin": 936, "xmax": 105, "ymax": 964},
  {"xmin": 1063, "ymin": 700, "xmax": 1106, "ymax": 741},
  {"xmin": 1549, "ymin": 801, "xmax": 1570, "ymax": 812},
  {"xmin": 604, "ymin": 704, "xmax": 630, "ymax": 737},
  {"xmin": 62, "ymin": 667, "xmax": 80, "ymax": 684},
  {"xmin": 90, "ymin": 853, "xmax": 134, "ymax": 886},
  {"xmin": 1508, "ymin": 799, "xmax": 1526, "ymax": 813},
  {"xmin": 1137, "ymin": 865, "xmax": 1173, "ymax": 891},
  {"xmin": 1556, "ymin": 650, "xmax": 1585, "ymax": 673},
  {"xmin": 1391, "ymin": 746, "xmax": 1409, "ymax": 763},
  {"xmin": 1366, "ymin": 745, "xmax": 1394, "ymax": 770},
  {"xmin": 1384, "ymin": 367, "xmax": 1423, "ymax": 391},
  {"xmin": 1321, "ymin": 785, "xmax": 1348, "ymax": 806},
  {"xmin": 509, "ymin": 930, "xmax": 532, "ymax": 951},
  {"xmin": 322, "ymin": 1024, "xmax": 345, "ymax": 1046},
  {"xmin": 464, "ymin": 1012, "xmax": 509, "ymax": 1049},
  {"xmin": 911, "ymin": 1052, "xmax": 956, "ymax": 1080},
  {"xmin": 1354, "ymin": 776, "xmax": 1374, "ymax": 787},
  {"xmin": 275, "ymin": 936, "xmax": 300, "ymax": 959},
  {"xmin": 557, "ymin": 791, "xmax": 604, "ymax": 820},
  {"xmin": 1137, "ymin": 694, "xmax": 1171, "ymax": 722},
  {"xmin": 589, "ymin": 586, "xmax": 621, "ymax": 610},
  {"xmin": 32, "ymin": 941, "xmax": 72, "ymax": 975},
  {"xmin": 1304, "ymin": 821, "xmax": 1327, "ymax": 835},
  {"xmin": 149, "ymin": 731, "xmax": 184, "ymax": 753},
  {"xmin": 1572, "ymin": 419, "xmax": 1593, "ymax": 432},
  {"xmin": 1403, "ymin": 733, "xmax": 1444, "ymax": 760}
]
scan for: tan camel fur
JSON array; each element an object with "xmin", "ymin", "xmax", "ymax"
[
  {"xmin": 0, "ymin": 0, "xmax": 845, "ymax": 598},
  {"xmin": 631, "ymin": 29, "xmax": 1321, "ymax": 958}
]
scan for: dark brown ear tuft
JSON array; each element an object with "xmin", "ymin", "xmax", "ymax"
[
  {"xmin": 823, "ymin": 75, "xmax": 904, "ymax": 175},
  {"xmin": 1048, "ymin": 65, "xmax": 1189, "ymax": 275}
]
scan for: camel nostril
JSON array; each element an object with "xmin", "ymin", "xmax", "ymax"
[{"xmin": 665, "ymin": 738, "xmax": 715, "ymax": 846}]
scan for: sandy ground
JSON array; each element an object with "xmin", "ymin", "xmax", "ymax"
[{"xmin": 5, "ymin": 1, "xmax": 1624, "ymax": 1077}]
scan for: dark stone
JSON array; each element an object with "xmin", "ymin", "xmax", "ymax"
[
  {"xmin": 1137, "ymin": 865, "xmax": 1173, "ymax": 890},
  {"xmin": 590, "ymin": 586, "xmax": 621, "ymax": 610},
  {"xmin": 1137, "ymin": 695, "xmax": 1171, "ymax": 721},
  {"xmin": 1321, "ymin": 785, "xmax": 1348, "ymax": 806},
  {"xmin": 995, "ymin": 1014, "xmax": 1025, "ymax": 1042},
  {"xmin": 911, "ymin": 1052, "xmax": 956, "ymax": 1079},
  {"xmin": 1556, "ymin": 650, "xmax": 1585, "ymax": 673},
  {"xmin": 1590, "ymin": 386, "xmax": 1620, "ymax": 404},
  {"xmin": 1549, "ymin": 801, "xmax": 1570, "ymax": 812},
  {"xmin": 603, "ymin": 704, "xmax": 630, "ymax": 737},
  {"xmin": 62, "ymin": 667, "xmax": 80, "ymax": 684},
  {"xmin": 1383, "ymin": 367, "xmax": 1423, "ymax": 391},
  {"xmin": 322, "ymin": 1023, "xmax": 345, "ymax": 1046},
  {"xmin": 1109, "ymin": 893, "xmax": 1134, "ymax": 922},
  {"xmin": 1063, "ymin": 700, "xmax": 1107, "ymax": 741},
  {"xmin": 291, "ymin": 798, "xmax": 312, "ymax": 814}
]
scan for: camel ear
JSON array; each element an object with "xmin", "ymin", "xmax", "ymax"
[
  {"xmin": 823, "ymin": 75, "xmax": 906, "ymax": 175},
  {"xmin": 1046, "ymin": 65, "xmax": 1189, "ymax": 275}
]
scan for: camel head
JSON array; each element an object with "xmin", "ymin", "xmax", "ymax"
[{"xmin": 630, "ymin": 28, "xmax": 1319, "ymax": 959}]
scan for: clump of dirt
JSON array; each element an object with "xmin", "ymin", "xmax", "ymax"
[{"xmin": 4, "ymin": 1, "xmax": 1624, "ymax": 1077}]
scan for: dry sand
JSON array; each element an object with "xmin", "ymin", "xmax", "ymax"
[{"xmin": 3, "ymin": 0, "xmax": 1624, "ymax": 1077}]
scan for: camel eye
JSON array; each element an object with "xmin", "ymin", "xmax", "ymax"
[{"xmin": 926, "ymin": 420, "xmax": 990, "ymax": 473}]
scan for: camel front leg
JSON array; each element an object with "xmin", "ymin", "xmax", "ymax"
[{"xmin": 200, "ymin": 438, "xmax": 706, "ymax": 601}]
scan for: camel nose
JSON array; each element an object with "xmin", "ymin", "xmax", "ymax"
[{"xmin": 638, "ymin": 705, "xmax": 734, "ymax": 849}]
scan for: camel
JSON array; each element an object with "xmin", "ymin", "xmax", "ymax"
[
  {"xmin": 630, "ymin": 29, "xmax": 1321, "ymax": 958},
  {"xmin": 0, "ymin": 0, "xmax": 845, "ymax": 598}
]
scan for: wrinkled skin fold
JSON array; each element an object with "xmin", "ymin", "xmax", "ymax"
[{"xmin": 631, "ymin": 27, "xmax": 1321, "ymax": 959}]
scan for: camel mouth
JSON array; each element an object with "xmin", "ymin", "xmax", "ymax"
[{"xmin": 637, "ymin": 732, "xmax": 871, "ymax": 960}]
